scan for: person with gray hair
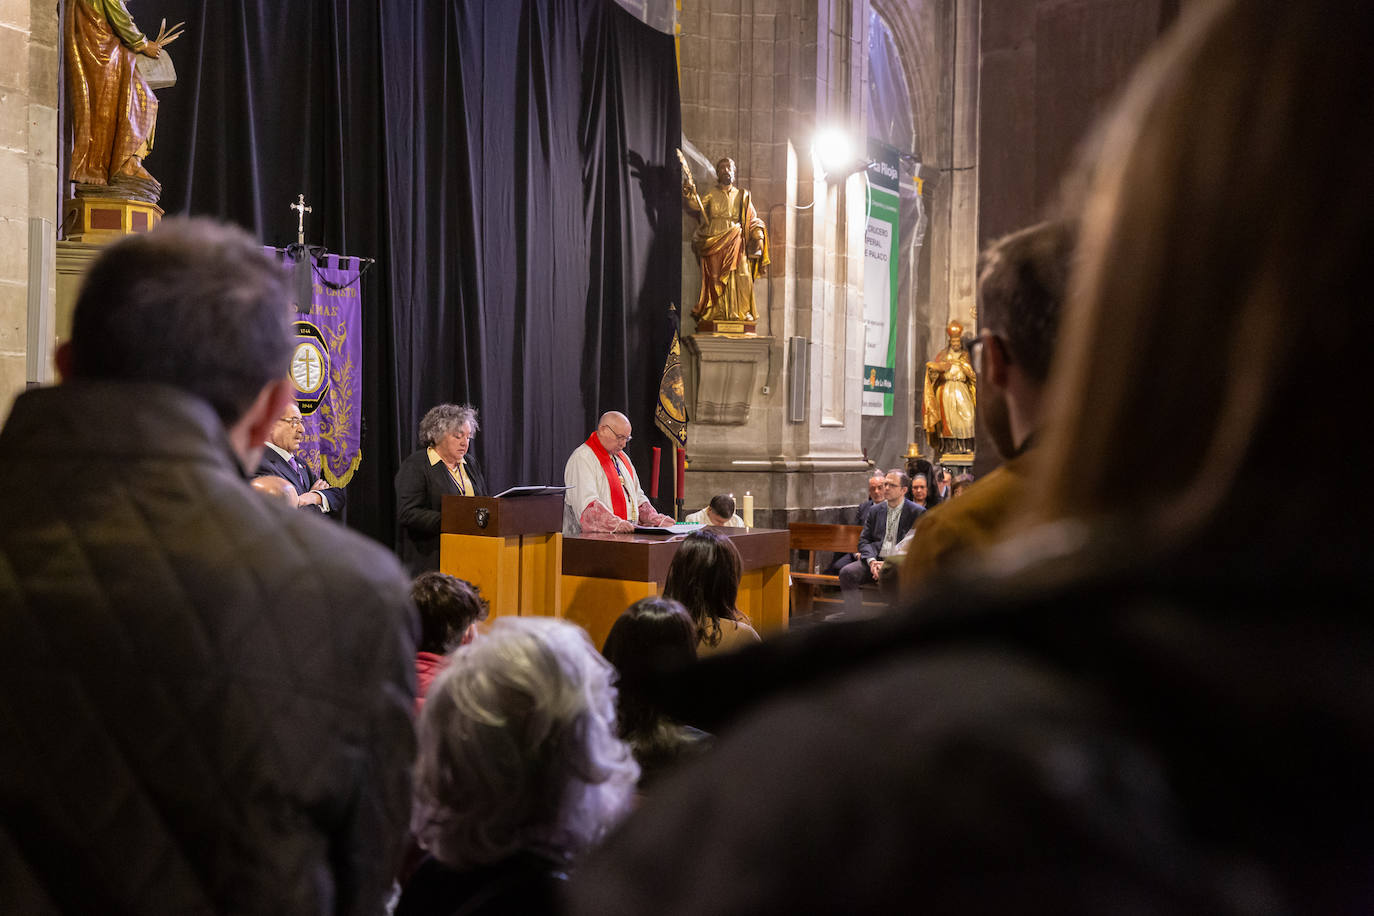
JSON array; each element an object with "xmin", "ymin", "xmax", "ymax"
[
  {"xmin": 398, "ymin": 616, "xmax": 638, "ymax": 915},
  {"xmin": 395, "ymin": 402, "xmax": 487, "ymax": 574},
  {"xmin": 563, "ymin": 410, "xmax": 674, "ymax": 534},
  {"xmin": 0, "ymin": 218, "xmax": 417, "ymax": 914}
]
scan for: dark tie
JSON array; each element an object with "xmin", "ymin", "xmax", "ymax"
[{"xmin": 288, "ymin": 456, "xmax": 307, "ymax": 491}]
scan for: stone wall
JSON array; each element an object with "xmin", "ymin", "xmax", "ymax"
[
  {"xmin": 678, "ymin": 0, "xmax": 875, "ymax": 523},
  {"xmin": 977, "ymin": 0, "xmax": 1179, "ymax": 246},
  {"xmin": 677, "ymin": 0, "xmax": 979, "ymax": 525},
  {"xmin": 972, "ymin": 0, "xmax": 1178, "ymax": 474},
  {"xmin": 0, "ymin": 0, "xmax": 59, "ymax": 422}
]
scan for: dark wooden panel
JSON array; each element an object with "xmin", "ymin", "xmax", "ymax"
[
  {"xmin": 563, "ymin": 528, "xmax": 789, "ymax": 586},
  {"xmin": 441, "ymin": 493, "xmax": 563, "ymax": 537},
  {"xmin": 981, "ymin": 0, "xmax": 1037, "ymax": 54}
]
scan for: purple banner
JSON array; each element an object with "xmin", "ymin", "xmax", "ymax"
[{"xmin": 269, "ymin": 248, "xmax": 365, "ymax": 487}]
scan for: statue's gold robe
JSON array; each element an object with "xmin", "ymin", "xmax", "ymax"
[
  {"xmin": 923, "ymin": 348, "xmax": 977, "ymax": 442},
  {"xmin": 65, "ymin": 0, "xmax": 158, "ymax": 185},
  {"xmin": 690, "ymin": 185, "xmax": 768, "ymax": 323}
]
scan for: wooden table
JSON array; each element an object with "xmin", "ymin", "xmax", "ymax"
[{"xmin": 560, "ymin": 527, "xmax": 789, "ymax": 650}]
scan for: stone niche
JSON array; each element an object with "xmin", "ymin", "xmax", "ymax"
[{"xmin": 681, "ymin": 333, "xmax": 772, "ymax": 426}]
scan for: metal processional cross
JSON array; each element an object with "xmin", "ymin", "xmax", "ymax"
[{"xmin": 291, "ymin": 194, "xmax": 312, "ymax": 245}]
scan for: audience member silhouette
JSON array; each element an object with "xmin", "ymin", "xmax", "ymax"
[
  {"xmin": 410, "ymin": 572, "xmax": 488, "ymax": 713},
  {"xmin": 662, "ymin": 528, "xmax": 761, "ymax": 656},
  {"xmin": 400, "ymin": 617, "xmax": 638, "ymax": 916},
  {"xmin": 601, "ymin": 596, "xmax": 712, "ymax": 788}
]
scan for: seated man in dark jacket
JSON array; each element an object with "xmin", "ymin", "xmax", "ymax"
[
  {"xmin": 0, "ymin": 219, "xmax": 417, "ymax": 915},
  {"xmin": 837, "ymin": 470, "xmax": 922, "ymax": 617},
  {"xmin": 258, "ymin": 400, "xmax": 346, "ymax": 516}
]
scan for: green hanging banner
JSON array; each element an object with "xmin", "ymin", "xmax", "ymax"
[{"xmin": 863, "ymin": 140, "xmax": 901, "ymax": 417}]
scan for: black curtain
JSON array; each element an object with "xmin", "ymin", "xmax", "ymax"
[{"xmin": 145, "ymin": 0, "xmax": 681, "ymax": 546}]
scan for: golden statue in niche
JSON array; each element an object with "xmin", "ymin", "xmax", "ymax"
[
  {"xmin": 680, "ymin": 153, "xmax": 769, "ymax": 333},
  {"xmin": 923, "ymin": 320, "xmax": 977, "ymax": 455},
  {"xmin": 64, "ymin": 0, "xmax": 184, "ymax": 201}
]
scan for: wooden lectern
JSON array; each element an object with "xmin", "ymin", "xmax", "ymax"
[{"xmin": 440, "ymin": 493, "xmax": 563, "ymax": 619}]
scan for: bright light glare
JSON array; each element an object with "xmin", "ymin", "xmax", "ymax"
[{"xmin": 814, "ymin": 128, "xmax": 855, "ymax": 175}]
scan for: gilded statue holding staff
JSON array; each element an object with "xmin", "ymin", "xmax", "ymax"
[
  {"xmin": 65, "ymin": 0, "xmax": 184, "ymax": 199},
  {"xmin": 680, "ymin": 153, "xmax": 769, "ymax": 332},
  {"xmin": 923, "ymin": 320, "xmax": 977, "ymax": 455}
]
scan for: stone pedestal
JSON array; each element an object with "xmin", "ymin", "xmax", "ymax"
[
  {"xmin": 682, "ymin": 333, "xmax": 772, "ymax": 426},
  {"xmin": 62, "ymin": 195, "xmax": 163, "ymax": 242},
  {"xmin": 55, "ymin": 240, "xmax": 106, "ymax": 342}
]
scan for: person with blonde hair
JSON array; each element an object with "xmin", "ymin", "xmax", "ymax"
[
  {"xmin": 400, "ymin": 616, "xmax": 638, "ymax": 915},
  {"xmin": 569, "ymin": 1, "xmax": 1374, "ymax": 911}
]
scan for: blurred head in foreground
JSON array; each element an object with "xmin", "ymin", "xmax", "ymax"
[
  {"xmin": 1032, "ymin": 0, "xmax": 1372, "ymax": 556},
  {"xmin": 412, "ymin": 616, "xmax": 638, "ymax": 870}
]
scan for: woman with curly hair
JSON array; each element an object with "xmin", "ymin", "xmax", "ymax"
[{"xmin": 395, "ymin": 403, "xmax": 486, "ymax": 574}]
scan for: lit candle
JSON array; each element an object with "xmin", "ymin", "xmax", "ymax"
[{"xmin": 742, "ymin": 491, "xmax": 754, "ymax": 528}]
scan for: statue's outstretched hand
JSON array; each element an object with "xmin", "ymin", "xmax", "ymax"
[{"xmin": 141, "ymin": 19, "xmax": 186, "ymax": 57}]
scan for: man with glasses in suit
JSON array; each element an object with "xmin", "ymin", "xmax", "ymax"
[{"xmin": 257, "ymin": 401, "xmax": 346, "ymax": 515}]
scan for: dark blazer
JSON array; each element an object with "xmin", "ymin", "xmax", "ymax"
[
  {"xmin": 855, "ymin": 497, "xmax": 880, "ymax": 527},
  {"xmin": 395, "ymin": 448, "xmax": 488, "ymax": 575},
  {"xmin": 856, "ymin": 498, "xmax": 923, "ymax": 562},
  {"xmin": 257, "ymin": 446, "xmax": 346, "ymax": 515}
]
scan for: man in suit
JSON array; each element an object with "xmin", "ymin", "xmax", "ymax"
[
  {"xmin": 838, "ymin": 470, "xmax": 922, "ymax": 617},
  {"xmin": 855, "ymin": 468, "xmax": 886, "ymax": 526},
  {"xmin": 258, "ymin": 401, "xmax": 346, "ymax": 515}
]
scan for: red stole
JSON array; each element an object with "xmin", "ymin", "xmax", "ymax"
[{"xmin": 585, "ymin": 433, "xmax": 630, "ymax": 519}]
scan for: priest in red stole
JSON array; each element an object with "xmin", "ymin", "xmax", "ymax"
[{"xmin": 564, "ymin": 411, "xmax": 675, "ymax": 534}]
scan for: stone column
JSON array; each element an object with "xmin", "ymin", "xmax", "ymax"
[
  {"xmin": 678, "ymin": 0, "xmax": 872, "ymax": 529},
  {"xmin": 0, "ymin": 0, "xmax": 59, "ymax": 421}
]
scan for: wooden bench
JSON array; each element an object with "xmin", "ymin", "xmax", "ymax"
[{"xmin": 789, "ymin": 522, "xmax": 862, "ymax": 620}]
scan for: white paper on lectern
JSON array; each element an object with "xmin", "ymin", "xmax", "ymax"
[{"xmin": 493, "ymin": 485, "xmax": 571, "ymax": 498}]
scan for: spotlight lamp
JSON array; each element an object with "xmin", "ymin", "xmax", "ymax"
[{"xmin": 813, "ymin": 127, "xmax": 872, "ymax": 182}]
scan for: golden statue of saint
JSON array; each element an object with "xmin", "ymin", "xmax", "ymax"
[
  {"xmin": 923, "ymin": 320, "xmax": 977, "ymax": 455},
  {"xmin": 682, "ymin": 156, "xmax": 769, "ymax": 331},
  {"xmin": 64, "ymin": 0, "xmax": 183, "ymax": 198}
]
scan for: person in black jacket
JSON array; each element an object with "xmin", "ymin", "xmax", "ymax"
[
  {"xmin": 0, "ymin": 218, "xmax": 417, "ymax": 915},
  {"xmin": 395, "ymin": 403, "xmax": 488, "ymax": 575}
]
